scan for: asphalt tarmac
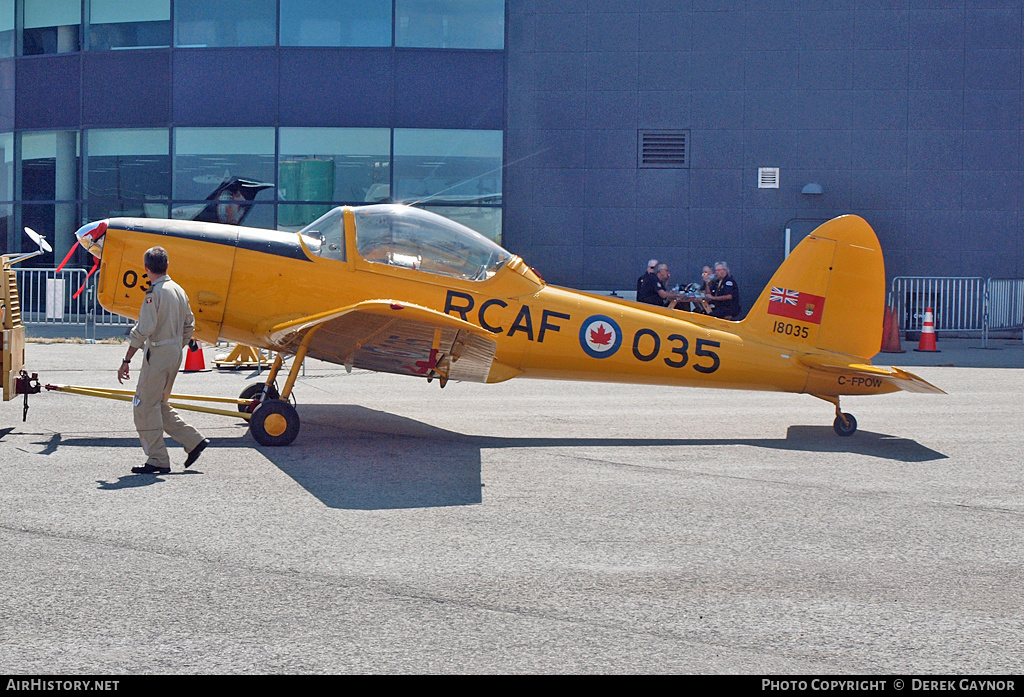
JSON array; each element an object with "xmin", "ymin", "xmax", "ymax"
[{"xmin": 1, "ymin": 341, "xmax": 1022, "ymax": 674}]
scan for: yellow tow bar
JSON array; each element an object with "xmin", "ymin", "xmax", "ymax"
[{"xmin": 45, "ymin": 384, "xmax": 254, "ymax": 421}]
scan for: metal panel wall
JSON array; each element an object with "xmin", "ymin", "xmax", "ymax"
[{"xmin": 504, "ymin": 2, "xmax": 1024, "ymax": 307}]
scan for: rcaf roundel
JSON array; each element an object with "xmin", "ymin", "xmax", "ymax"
[{"xmin": 579, "ymin": 315, "xmax": 622, "ymax": 359}]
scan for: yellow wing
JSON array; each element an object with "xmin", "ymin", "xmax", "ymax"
[{"xmin": 259, "ymin": 300, "xmax": 502, "ymax": 383}]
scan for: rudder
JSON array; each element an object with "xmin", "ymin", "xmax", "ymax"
[{"xmin": 742, "ymin": 215, "xmax": 885, "ymax": 361}]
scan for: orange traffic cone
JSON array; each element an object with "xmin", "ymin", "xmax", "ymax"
[
  {"xmin": 914, "ymin": 307, "xmax": 940, "ymax": 352},
  {"xmin": 183, "ymin": 340, "xmax": 208, "ymax": 371},
  {"xmin": 880, "ymin": 305, "xmax": 905, "ymax": 353}
]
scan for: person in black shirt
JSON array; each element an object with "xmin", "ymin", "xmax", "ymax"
[
  {"xmin": 636, "ymin": 258, "xmax": 658, "ymax": 295},
  {"xmin": 706, "ymin": 262, "xmax": 740, "ymax": 319},
  {"xmin": 638, "ymin": 263, "xmax": 676, "ymax": 307}
]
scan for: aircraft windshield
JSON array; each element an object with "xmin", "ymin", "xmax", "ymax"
[
  {"xmin": 353, "ymin": 204, "xmax": 510, "ymax": 281},
  {"xmin": 298, "ymin": 208, "xmax": 343, "ymax": 260}
]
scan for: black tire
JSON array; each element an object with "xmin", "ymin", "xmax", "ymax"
[
  {"xmin": 238, "ymin": 383, "xmax": 280, "ymax": 413},
  {"xmin": 833, "ymin": 413, "xmax": 857, "ymax": 437},
  {"xmin": 249, "ymin": 400, "xmax": 300, "ymax": 446}
]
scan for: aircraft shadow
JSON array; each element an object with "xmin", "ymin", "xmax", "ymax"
[
  {"xmin": 264, "ymin": 405, "xmax": 948, "ymax": 510},
  {"xmin": 19, "ymin": 405, "xmax": 946, "ymax": 510}
]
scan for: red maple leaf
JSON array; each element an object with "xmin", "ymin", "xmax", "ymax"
[{"xmin": 589, "ymin": 324, "xmax": 613, "ymax": 345}]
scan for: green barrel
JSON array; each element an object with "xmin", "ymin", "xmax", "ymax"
[
  {"xmin": 278, "ymin": 160, "xmax": 303, "ymax": 227},
  {"xmin": 300, "ymin": 158, "xmax": 334, "ymax": 224}
]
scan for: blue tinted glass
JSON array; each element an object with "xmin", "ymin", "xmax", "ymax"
[
  {"xmin": 175, "ymin": 0, "xmax": 276, "ymax": 48},
  {"xmin": 396, "ymin": 0, "xmax": 504, "ymax": 49},
  {"xmin": 393, "ymin": 129, "xmax": 502, "ymax": 205},
  {"xmin": 21, "ymin": 131, "xmax": 79, "ymax": 202},
  {"xmin": 23, "ymin": 0, "xmax": 81, "ymax": 55},
  {"xmin": 85, "ymin": 129, "xmax": 171, "ymax": 219},
  {"xmin": 280, "ymin": 0, "xmax": 391, "ymax": 47},
  {"xmin": 173, "ymin": 128, "xmax": 275, "ymax": 227},
  {"xmin": 0, "ymin": 133, "xmax": 12, "ymax": 202},
  {"xmin": 278, "ymin": 128, "xmax": 390, "ymax": 228},
  {"xmin": 88, "ymin": 0, "xmax": 170, "ymax": 50},
  {"xmin": 0, "ymin": 0, "xmax": 13, "ymax": 58}
]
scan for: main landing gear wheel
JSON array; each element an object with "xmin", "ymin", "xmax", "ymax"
[
  {"xmin": 238, "ymin": 383, "xmax": 280, "ymax": 413},
  {"xmin": 249, "ymin": 399, "xmax": 300, "ymax": 446},
  {"xmin": 833, "ymin": 412, "xmax": 858, "ymax": 437}
]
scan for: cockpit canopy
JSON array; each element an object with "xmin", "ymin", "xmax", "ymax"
[{"xmin": 300, "ymin": 204, "xmax": 511, "ymax": 282}]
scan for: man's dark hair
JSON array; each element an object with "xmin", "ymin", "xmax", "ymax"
[{"xmin": 144, "ymin": 246, "xmax": 169, "ymax": 275}]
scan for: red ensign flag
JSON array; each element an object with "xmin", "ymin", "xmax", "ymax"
[{"xmin": 767, "ymin": 287, "xmax": 825, "ymax": 324}]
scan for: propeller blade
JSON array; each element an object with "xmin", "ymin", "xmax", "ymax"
[{"xmin": 72, "ymin": 256, "xmax": 100, "ymax": 299}]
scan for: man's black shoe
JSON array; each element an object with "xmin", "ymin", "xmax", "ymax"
[
  {"xmin": 184, "ymin": 439, "xmax": 210, "ymax": 468},
  {"xmin": 131, "ymin": 463, "xmax": 170, "ymax": 474}
]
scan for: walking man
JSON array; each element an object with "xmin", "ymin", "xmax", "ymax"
[{"xmin": 117, "ymin": 246, "xmax": 209, "ymax": 474}]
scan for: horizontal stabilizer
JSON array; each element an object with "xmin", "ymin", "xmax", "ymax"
[{"xmin": 798, "ymin": 355, "xmax": 945, "ymax": 395}]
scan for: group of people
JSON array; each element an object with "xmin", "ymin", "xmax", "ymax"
[{"xmin": 636, "ymin": 258, "xmax": 740, "ymax": 320}]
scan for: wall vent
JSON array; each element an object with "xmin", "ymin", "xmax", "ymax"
[
  {"xmin": 638, "ymin": 130, "xmax": 689, "ymax": 169},
  {"xmin": 758, "ymin": 167, "xmax": 780, "ymax": 189}
]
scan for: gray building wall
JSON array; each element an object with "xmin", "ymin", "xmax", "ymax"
[{"xmin": 504, "ymin": 0, "xmax": 1024, "ymax": 313}]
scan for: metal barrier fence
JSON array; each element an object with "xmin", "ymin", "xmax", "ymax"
[
  {"xmin": 14, "ymin": 267, "xmax": 132, "ymax": 327},
  {"xmin": 983, "ymin": 279, "xmax": 1024, "ymax": 346},
  {"xmin": 889, "ymin": 276, "xmax": 1024, "ymax": 346},
  {"xmin": 888, "ymin": 277, "xmax": 986, "ymax": 334}
]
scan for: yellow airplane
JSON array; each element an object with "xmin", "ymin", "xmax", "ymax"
[{"xmin": 47, "ymin": 204, "xmax": 940, "ymax": 445}]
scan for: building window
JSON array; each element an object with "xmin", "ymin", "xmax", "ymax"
[
  {"xmin": 0, "ymin": 0, "xmax": 13, "ymax": 58},
  {"xmin": 396, "ymin": 0, "xmax": 504, "ymax": 49},
  {"xmin": 393, "ymin": 128, "xmax": 502, "ymax": 242},
  {"xmin": 173, "ymin": 127, "xmax": 275, "ymax": 228},
  {"xmin": 21, "ymin": 131, "xmax": 79, "ymax": 203},
  {"xmin": 278, "ymin": 127, "xmax": 390, "ymax": 229},
  {"xmin": 0, "ymin": 132, "xmax": 13, "ymax": 256},
  {"xmin": 88, "ymin": 0, "xmax": 170, "ymax": 50},
  {"xmin": 0, "ymin": 132, "xmax": 13, "ymax": 204},
  {"xmin": 392, "ymin": 129, "xmax": 502, "ymax": 205},
  {"xmin": 175, "ymin": 0, "xmax": 276, "ymax": 48},
  {"xmin": 23, "ymin": 0, "xmax": 81, "ymax": 55},
  {"xmin": 279, "ymin": 0, "xmax": 391, "ymax": 48},
  {"xmin": 84, "ymin": 129, "xmax": 170, "ymax": 220},
  {"xmin": 19, "ymin": 131, "xmax": 79, "ymax": 266}
]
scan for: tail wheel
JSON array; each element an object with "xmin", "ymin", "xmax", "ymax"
[
  {"xmin": 238, "ymin": 383, "xmax": 280, "ymax": 413},
  {"xmin": 833, "ymin": 413, "xmax": 857, "ymax": 437},
  {"xmin": 249, "ymin": 400, "xmax": 300, "ymax": 446}
]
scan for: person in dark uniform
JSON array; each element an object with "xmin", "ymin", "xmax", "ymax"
[
  {"xmin": 636, "ymin": 258, "xmax": 658, "ymax": 295},
  {"xmin": 706, "ymin": 261, "xmax": 740, "ymax": 319},
  {"xmin": 637, "ymin": 263, "xmax": 676, "ymax": 307},
  {"xmin": 117, "ymin": 246, "xmax": 210, "ymax": 474}
]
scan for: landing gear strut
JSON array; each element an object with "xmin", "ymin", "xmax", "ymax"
[{"xmin": 246, "ymin": 327, "xmax": 322, "ymax": 446}]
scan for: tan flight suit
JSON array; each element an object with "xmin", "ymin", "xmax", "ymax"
[{"xmin": 129, "ymin": 276, "xmax": 205, "ymax": 468}]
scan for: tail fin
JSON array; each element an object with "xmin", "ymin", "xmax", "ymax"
[{"xmin": 742, "ymin": 215, "xmax": 885, "ymax": 360}]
